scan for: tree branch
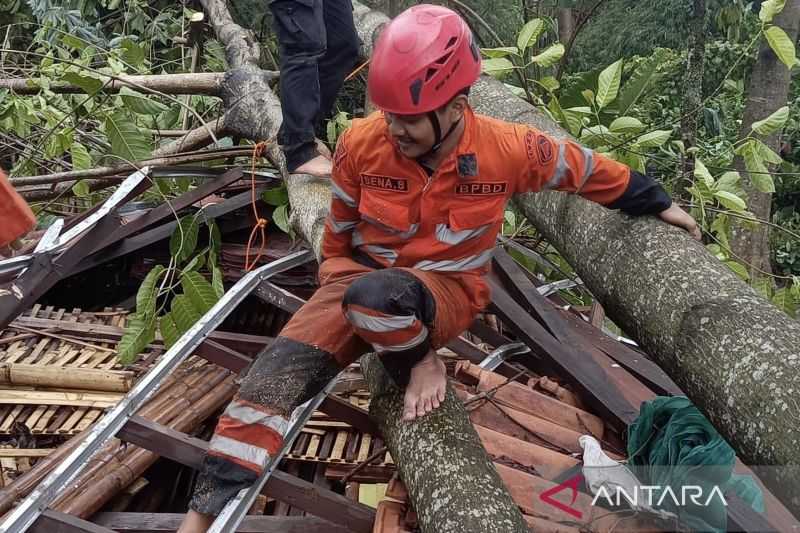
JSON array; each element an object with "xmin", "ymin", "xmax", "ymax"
[{"xmin": 0, "ymin": 73, "xmax": 235, "ymax": 96}]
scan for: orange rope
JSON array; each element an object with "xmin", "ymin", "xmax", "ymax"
[
  {"xmin": 345, "ymin": 58, "xmax": 371, "ymax": 82},
  {"xmin": 245, "ymin": 141, "xmax": 270, "ymax": 272}
]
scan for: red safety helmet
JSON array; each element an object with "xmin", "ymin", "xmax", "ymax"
[{"xmin": 368, "ymin": 4, "xmax": 481, "ymax": 115}]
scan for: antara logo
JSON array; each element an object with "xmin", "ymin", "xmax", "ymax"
[{"xmin": 538, "ymin": 474, "xmax": 729, "ymax": 520}]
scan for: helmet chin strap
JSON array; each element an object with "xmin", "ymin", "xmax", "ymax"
[{"xmin": 417, "ymin": 111, "xmax": 462, "ymax": 162}]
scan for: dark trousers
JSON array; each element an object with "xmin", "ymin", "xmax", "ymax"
[{"xmin": 269, "ymin": 0, "xmax": 361, "ymax": 171}]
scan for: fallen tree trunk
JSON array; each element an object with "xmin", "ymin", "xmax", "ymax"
[
  {"xmin": 0, "ymin": 72, "xmax": 231, "ymax": 95},
  {"xmin": 469, "ymin": 73, "xmax": 800, "ymax": 512},
  {"xmin": 362, "ymin": 354, "xmax": 529, "ymax": 532}
]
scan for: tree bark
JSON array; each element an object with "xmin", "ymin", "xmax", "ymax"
[
  {"xmin": 469, "ymin": 74, "xmax": 800, "ymax": 512},
  {"xmin": 556, "ymin": 8, "xmax": 574, "ymax": 46},
  {"xmin": 677, "ymin": 0, "xmax": 706, "ymax": 200},
  {"xmin": 730, "ymin": 0, "xmax": 800, "ymax": 277},
  {"xmin": 0, "ymin": 73, "xmax": 233, "ymax": 95}
]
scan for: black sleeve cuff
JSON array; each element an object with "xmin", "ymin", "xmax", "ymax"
[{"xmin": 606, "ymin": 170, "xmax": 672, "ymax": 216}]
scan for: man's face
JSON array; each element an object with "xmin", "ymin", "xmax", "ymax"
[{"xmin": 384, "ymin": 111, "xmax": 437, "ymax": 159}]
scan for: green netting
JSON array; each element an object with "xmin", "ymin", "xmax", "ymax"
[{"xmin": 627, "ymin": 396, "xmax": 764, "ymax": 532}]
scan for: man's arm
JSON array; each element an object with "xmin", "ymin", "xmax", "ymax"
[
  {"xmin": 320, "ymin": 129, "xmax": 362, "ymax": 262},
  {"xmin": 515, "ymin": 128, "xmax": 700, "ymax": 239}
]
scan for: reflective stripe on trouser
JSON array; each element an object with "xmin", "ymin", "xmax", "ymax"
[{"xmin": 189, "ymin": 336, "xmax": 341, "ymax": 516}]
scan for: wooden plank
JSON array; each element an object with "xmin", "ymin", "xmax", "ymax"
[
  {"xmin": 356, "ymin": 434, "xmax": 372, "ymax": 463},
  {"xmin": 304, "ymin": 435, "xmax": 321, "ymax": 460},
  {"xmin": 32, "ymin": 405, "xmax": 59, "ymax": 433},
  {"xmin": 58, "ymin": 407, "xmax": 88, "ymax": 433},
  {"xmin": 116, "ymin": 417, "xmax": 375, "ymax": 533},
  {"xmin": 488, "ymin": 278, "xmax": 640, "ymax": 426},
  {"xmin": 94, "ymin": 513, "xmax": 351, "ymax": 533},
  {"xmin": 0, "ymin": 448, "xmax": 53, "ymax": 457},
  {"xmin": 493, "ymin": 248, "xmax": 683, "ymax": 397},
  {"xmin": 0, "ymin": 389, "xmax": 121, "ymax": 407},
  {"xmin": 29, "ymin": 509, "xmax": 116, "ymax": 533},
  {"xmin": 329, "ymin": 431, "xmax": 348, "ymax": 462},
  {"xmin": 0, "ymin": 405, "xmax": 23, "ymax": 432},
  {"xmin": 318, "ymin": 395, "xmax": 378, "ymax": 435}
]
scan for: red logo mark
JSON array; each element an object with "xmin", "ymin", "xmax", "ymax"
[
  {"xmin": 536, "ymin": 135, "xmax": 554, "ymax": 164},
  {"xmin": 539, "ymin": 474, "xmax": 584, "ymax": 519}
]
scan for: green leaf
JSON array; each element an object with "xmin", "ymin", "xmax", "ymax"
[
  {"xmin": 634, "ymin": 130, "xmax": 672, "ymax": 148},
  {"xmin": 531, "ymin": 43, "xmax": 564, "ymax": 68},
  {"xmin": 212, "ymin": 266, "xmax": 225, "ymax": 298},
  {"xmin": 617, "ymin": 49, "xmax": 666, "ymax": 115},
  {"xmin": 61, "ymin": 71, "xmax": 103, "ymax": 95},
  {"xmin": 208, "ymin": 221, "xmax": 222, "ymax": 258},
  {"xmin": 751, "ymin": 106, "xmax": 789, "ymax": 136},
  {"xmin": 71, "ymin": 143, "xmax": 92, "ymax": 170},
  {"xmin": 765, "ymin": 25, "xmax": 797, "ymax": 69},
  {"xmin": 119, "ymin": 38, "xmax": 145, "ymax": 67},
  {"xmin": 759, "ymin": 0, "xmax": 785, "ymax": 23},
  {"xmin": 159, "ymin": 311, "xmax": 181, "ymax": 349},
  {"xmin": 119, "ymin": 87, "xmax": 168, "ymax": 115},
  {"xmin": 752, "ymin": 138, "xmax": 783, "ymax": 164},
  {"xmin": 117, "ymin": 313, "xmax": 156, "ymax": 365},
  {"xmin": 137, "ymin": 265, "xmax": 166, "ymax": 320},
  {"xmin": 71, "ymin": 180, "xmax": 90, "ymax": 198},
  {"xmin": 482, "ymin": 58, "xmax": 515, "ymax": 77},
  {"xmin": 711, "ymin": 214, "xmax": 731, "ymax": 250},
  {"xmin": 517, "ymin": 19, "xmax": 545, "ymax": 52},
  {"xmin": 715, "ymin": 171, "xmax": 742, "ymax": 194},
  {"xmin": 105, "ymin": 111, "xmax": 152, "ymax": 162},
  {"xmin": 725, "ymin": 260, "xmax": 750, "ymax": 281},
  {"xmin": 181, "ymin": 271, "xmax": 219, "ymax": 315},
  {"xmin": 169, "ymin": 215, "xmax": 200, "ymax": 263},
  {"xmin": 481, "ymin": 47, "xmax": 520, "ymax": 58},
  {"xmin": 61, "ymin": 33, "xmax": 88, "ymax": 51},
  {"xmin": 694, "ymin": 159, "xmax": 715, "ymax": 188},
  {"xmin": 183, "ymin": 252, "xmax": 205, "ymax": 273},
  {"xmin": 581, "ymin": 89, "xmax": 595, "ymax": 106},
  {"xmin": 596, "ymin": 59, "xmax": 623, "ymax": 109},
  {"xmin": 737, "ymin": 141, "xmax": 776, "ymax": 193},
  {"xmin": 262, "ymin": 185, "xmax": 289, "ymax": 206},
  {"xmin": 580, "ymin": 124, "xmax": 613, "ymax": 146},
  {"xmin": 272, "ymin": 203, "xmax": 290, "ymax": 234},
  {"xmin": 537, "ymin": 76, "xmax": 560, "ymax": 93},
  {"xmin": 609, "ymin": 116, "xmax": 644, "ymax": 133},
  {"xmin": 171, "ymin": 294, "xmax": 202, "ymax": 332},
  {"xmin": 714, "ymin": 190, "xmax": 746, "ymax": 211}
]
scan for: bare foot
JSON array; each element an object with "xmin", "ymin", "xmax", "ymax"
[
  {"xmin": 315, "ymin": 139, "xmax": 332, "ymax": 159},
  {"xmin": 293, "ymin": 154, "xmax": 332, "ymax": 177},
  {"xmin": 402, "ymin": 350, "xmax": 447, "ymax": 421},
  {"xmin": 177, "ymin": 510, "xmax": 214, "ymax": 533}
]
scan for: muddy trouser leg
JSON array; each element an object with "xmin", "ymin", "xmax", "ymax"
[{"xmin": 189, "ymin": 269, "xmax": 371, "ymax": 516}]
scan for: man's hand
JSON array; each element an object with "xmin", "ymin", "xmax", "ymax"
[{"xmin": 658, "ymin": 203, "xmax": 701, "ymax": 241}]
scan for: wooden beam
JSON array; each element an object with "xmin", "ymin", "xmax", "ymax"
[
  {"xmin": 93, "ymin": 513, "xmax": 351, "ymax": 533},
  {"xmin": 117, "ymin": 417, "xmax": 375, "ymax": 533},
  {"xmin": 193, "ymin": 339, "xmax": 252, "ymax": 373},
  {"xmin": 318, "ymin": 395, "xmax": 379, "ymax": 435},
  {"xmin": 255, "ymin": 281, "xmax": 304, "ymax": 313},
  {"xmin": 29, "ymin": 509, "xmax": 115, "ymax": 533},
  {"xmin": 488, "ymin": 277, "xmax": 640, "ymax": 426}
]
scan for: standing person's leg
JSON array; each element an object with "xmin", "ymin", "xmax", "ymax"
[
  {"xmin": 269, "ymin": 0, "xmax": 329, "ymax": 173},
  {"xmin": 317, "ymin": 0, "xmax": 361, "ymax": 125},
  {"xmin": 179, "ymin": 264, "xmax": 372, "ymax": 533},
  {"xmin": 341, "ymin": 268, "xmax": 485, "ymax": 421}
]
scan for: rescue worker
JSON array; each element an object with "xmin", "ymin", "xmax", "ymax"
[
  {"xmin": 178, "ymin": 5, "xmax": 699, "ymax": 531},
  {"xmin": 0, "ymin": 167, "xmax": 36, "ymax": 255},
  {"xmin": 269, "ymin": 0, "xmax": 361, "ymax": 176}
]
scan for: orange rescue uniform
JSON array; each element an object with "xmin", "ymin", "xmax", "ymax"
[{"xmin": 0, "ymin": 169, "xmax": 35, "ymax": 249}]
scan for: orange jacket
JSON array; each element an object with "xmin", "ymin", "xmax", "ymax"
[{"xmin": 0, "ymin": 169, "xmax": 35, "ymax": 249}]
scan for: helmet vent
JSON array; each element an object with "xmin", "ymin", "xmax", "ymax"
[
  {"xmin": 425, "ymin": 67, "xmax": 438, "ymax": 81},
  {"xmin": 409, "ymin": 78, "xmax": 423, "ymax": 105},
  {"xmin": 435, "ymin": 51, "xmax": 453, "ymax": 65},
  {"xmin": 445, "ymin": 36, "xmax": 458, "ymax": 49}
]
